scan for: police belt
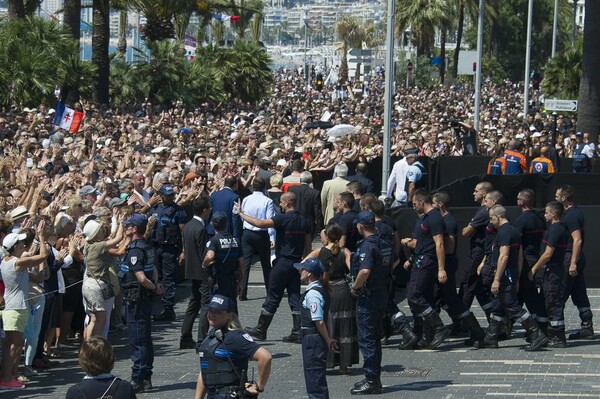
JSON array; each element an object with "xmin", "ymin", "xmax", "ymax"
[
  {"xmin": 301, "ymin": 327, "xmax": 319, "ymax": 336},
  {"xmin": 207, "ymin": 385, "xmax": 241, "ymax": 395}
]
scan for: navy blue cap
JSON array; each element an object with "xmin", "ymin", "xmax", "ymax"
[
  {"xmin": 158, "ymin": 184, "xmax": 175, "ymax": 196},
  {"xmin": 211, "ymin": 211, "xmax": 228, "ymax": 224},
  {"xmin": 123, "ymin": 213, "xmax": 147, "ymax": 228},
  {"xmin": 354, "ymin": 210, "xmax": 375, "ymax": 225},
  {"xmin": 207, "ymin": 294, "xmax": 234, "ymax": 312},
  {"xmin": 293, "ymin": 258, "xmax": 326, "ymax": 275}
]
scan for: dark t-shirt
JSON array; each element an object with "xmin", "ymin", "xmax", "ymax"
[
  {"xmin": 542, "ymin": 222, "xmax": 568, "ymax": 265},
  {"xmin": 183, "ymin": 218, "xmax": 209, "ymax": 281},
  {"xmin": 206, "ymin": 232, "xmax": 241, "ymax": 276},
  {"xmin": 382, "ymin": 215, "xmax": 398, "ymax": 233},
  {"xmin": 272, "ymin": 210, "xmax": 309, "ymax": 260},
  {"xmin": 376, "ymin": 220, "xmax": 395, "ymax": 242},
  {"xmin": 443, "ymin": 212, "xmax": 458, "ymax": 256},
  {"xmin": 491, "ymin": 223, "xmax": 521, "ymax": 277},
  {"xmin": 562, "ymin": 205, "xmax": 585, "ymax": 252},
  {"xmin": 483, "ymin": 222, "xmax": 497, "ymax": 256},
  {"xmin": 414, "ymin": 208, "xmax": 445, "ymax": 258},
  {"xmin": 65, "ymin": 377, "xmax": 136, "ymax": 399},
  {"xmin": 514, "ymin": 210, "xmax": 545, "ymax": 258},
  {"xmin": 468, "ymin": 206, "xmax": 488, "ymax": 251},
  {"xmin": 337, "ymin": 209, "xmax": 360, "ymax": 252}
]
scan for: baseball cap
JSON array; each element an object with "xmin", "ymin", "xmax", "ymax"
[
  {"xmin": 158, "ymin": 184, "xmax": 175, "ymax": 196},
  {"xmin": 575, "ymin": 131, "xmax": 583, "ymax": 136},
  {"xmin": 123, "ymin": 213, "xmax": 147, "ymax": 228},
  {"xmin": 207, "ymin": 294, "xmax": 234, "ymax": 312},
  {"xmin": 108, "ymin": 197, "xmax": 127, "ymax": 209},
  {"xmin": 2, "ymin": 233, "xmax": 27, "ymax": 251},
  {"xmin": 293, "ymin": 258, "xmax": 326, "ymax": 275},
  {"xmin": 80, "ymin": 185, "xmax": 98, "ymax": 197},
  {"xmin": 211, "ymin": 211, "xmax": 227, "ymax": 224},
  {"xmin": 354, "ymin": 210, "xmax": 375, "ymax": 226}
]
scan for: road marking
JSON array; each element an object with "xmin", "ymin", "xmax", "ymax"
[
  {"xmin": 486, "ymin": 393, "xmax": 600, "ymax": 397},
  {"xmin": 462, "ymin": 372, "xmax": 600, "ymax": 377},
  {"xmin": 555, "ymin": 354, "xmax": 600, "ymax": 359},
  {"xmin": 460, "ymin": 360, "xmax": 579, "ymax": 366},
  {"xmin": 452, "ymin": 384, "xmax": 512, "ymax": 388}
]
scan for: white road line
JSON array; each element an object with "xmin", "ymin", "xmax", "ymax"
[
  {"xmin": 462, "ymin": 372, "xmax": 600, "ymax": 377},
  {"xmin": 452, "ymin": 384, "xmax": 512, "ymax": 388},
  {"xmin": 555, "ymin": 354, "xmax": 600, "ymax": 359},
  {"xmin": 460, "ymin": 360, "xmax": 579, "ymax": 366},
  {"xmin": 486, "ymin": 393, "xmax": 600, "ymax": 397}
]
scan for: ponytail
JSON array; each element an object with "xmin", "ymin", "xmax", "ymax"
[
  {"xmin": 319, "ymin": 271, "xmax": 331, "ymax": 294},
  {"xmin": 330, "ymin": 240, "xmax": 340, "ymax": 256}
]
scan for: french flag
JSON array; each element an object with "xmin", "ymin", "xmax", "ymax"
[{"xmin": 53, "ymin": 101, "xmax": 83, "ymax": 133}]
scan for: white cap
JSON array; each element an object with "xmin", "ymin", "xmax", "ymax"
[
  {"xmin": 3, "ymin": 233, "xmax": 27, "ymax": 251},
  {"xmin": 276, "ymin": 159, "xmax": 288, "ymax": 168}
]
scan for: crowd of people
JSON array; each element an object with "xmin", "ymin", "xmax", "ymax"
[{"xmin": 0, "ymin": 67, "xmax": 597, "ymax": 396}]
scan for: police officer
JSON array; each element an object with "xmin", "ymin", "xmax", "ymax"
[
  {"xmin": 349, "ymin": 210, "xmax": 388, "ymax": 395},
  {"xmin": 528, "ymin": 201, "xmax": 568, "ymax": 347},
  {"xmin": 555, "ymin": 185, "xmax": 594, "ymax": 339},
  {"xmin": 296, "ymin": 258, "xmax": 337, "ymax": 399},
  {"xmin": 240, "ymin": 192, "xmax": 311, "ymax": 343},
  {"xmin": 402, "ymin": 189, "xmax": 449, "ymax": 350},
  {"xmin": 121, "ymin": 213, "xmax": 164, "ymax": 393},
  {"xmin": 147, "ymin": 183, "xmax": 187, "ymax": 321},
  {"xmin": 474, "ymin": 205, "xmax": 547, "ymax": 351},
  {"xmin": 203, "ymin": 212, "xmax": 243, "ymax": 313},
  {"xmin": 195, "ymin": 295, "xmax": 272, "ymax": 399}
]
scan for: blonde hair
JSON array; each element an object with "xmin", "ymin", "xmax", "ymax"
[{"xmin": 269, "ymin": 173, "xmax": 283, "ymax": 188}]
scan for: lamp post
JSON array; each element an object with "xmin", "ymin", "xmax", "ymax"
[
  {"xmin": 523, "ymin": 0, "xmax": 533, "ymax": 119},
  {"xmin": 572, "ymin": 0, "xmax": 578, "ymax": 44},
  {"xmin": 381, "ymin": 0, "xmax": 395, "ymax": 199},
  {"xmin": 473, "ymin": 0, "xmax": 484, "ymax": 132},
  {"xmin": 406, "ymin": 61, "xmax": 413, "ymax": 88},
  {"xmin": 551, "ymin": 0, "xmax": 558, "ymax": 57}
]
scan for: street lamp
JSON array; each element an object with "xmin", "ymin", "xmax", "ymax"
[
  {"xmin": 406, "ymin": 61, "xmax": 413, "ymax": 88},
  {"xmin": 572, "ymin": 0, "xmax": 578, "ymax": 44}
]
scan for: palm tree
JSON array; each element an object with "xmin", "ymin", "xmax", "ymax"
[
  {"xmin": 7, "ymin": 0, "xmax": 37, "ymax": 19},
  {"xmin": 577, "ymin": 0, "xmax": 600, "ymax": 141},
  {"xmin": 92, "ymin": 0, "xmax": 110, "ymax": 105},
  {"xmin": 395, "ymin": 0, "xmax": 452, "ymax": 58},
  {"xmin": 542, "ymin": 39, "xmax": 582, "ymax": 99},
  {"xmin": 336, "ymin": 16, "xmax": 363, "ymax": 84}
]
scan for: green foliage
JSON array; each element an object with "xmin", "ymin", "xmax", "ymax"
[
  {"xmin": 0, "ymin": 16, "xmax": 90, "ymax": 107},
  {"xmin": 542, "ymin": 39, "xmax": 582, "ymax": 99},
  {"xmin": 482, "ymin": 55, "xmax": 509, "ymax": 84}
]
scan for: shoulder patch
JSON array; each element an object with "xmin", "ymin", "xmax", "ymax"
[
  {"xmin": 359, "ymin": 253, "xmax": 366, "ymax": 262},
  {"xmin": 243, "ymin": 333, "xmax": 254, "ymax": 342},
  {"xmin": 206, "ymin": 241, "xmax": 211, "ymax": 248},
  {"xmin": 130, "ymin": 256, "xmax": 137, "ymax": 265},
  {"xmin": 310, "ymin": 302, "xmax": 317, "ymax": 313}
]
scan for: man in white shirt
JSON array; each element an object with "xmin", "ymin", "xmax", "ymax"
[{"xmin": 386, "ymin": 157, "xmax": 409, "ymax": 207}]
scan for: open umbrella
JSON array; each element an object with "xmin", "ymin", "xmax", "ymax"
[
  {"xmin": 305, "ymin": 120, "xmax": 334, "ymax": 130},
  {"xmin": 327, "ymin": 124, "xmax": 356, "ymax": 137}
]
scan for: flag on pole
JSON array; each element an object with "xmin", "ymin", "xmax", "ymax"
[{"xmin": 53, "ymin": 101, "xmax": 83, "ymax": 133}]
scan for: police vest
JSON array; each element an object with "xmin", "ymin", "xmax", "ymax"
[
  {"xmin": 572, "ymin": 144, "xmax": 590, "ymax": 172},
  {"xmin": 300, "ymin": 284, "xmax": 330, "ymax": 336},
  {"xmin": 198, "ymin": 331, "xmax": 248, "ymax": 388},
  {"xmin": 212, "ymin": 234, "xmax": 241, "ymax": 275},
  {"xmin": 120, "ymin": 239, "xmax": 155, "ymax": 303},
  {"xmin": 151, "ymin": 204, "xmax": 182, "ymax": 246}
]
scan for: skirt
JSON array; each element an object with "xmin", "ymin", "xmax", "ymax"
[{"xmin": 326, "ymin": 279, "xmax": 359, "ymax": 369}]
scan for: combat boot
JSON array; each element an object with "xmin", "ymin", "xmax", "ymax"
[
  {"xmin": 423, "ymin": 311, "xmax": 450, "ymax": 349},
  {"xmin": 547, "ymin": 327, "xmax": 567, "ymax": 348},
  {"xmin": 399, "ymin": 317, "xmax": 422, "ymax": 350},
  {"xmin": 282, "ymin": 314, "xmax": 301, "ymax": 343},
  {"xmin": 497, "ymin": 317, "xmax": 512, "ymax": 341},
  {"xmin": 569, "ymin": 319, "xmax": 594, "ymax": 340},
  {"xmin": 449, "ymin": 316, "xmax": 470, "ymax": 337},
  {"xmin": 522, "ymin": 317, "xmax": 548, "ymax": 351},
  {"xmin": 244, "ymin": 310, "xmax": 274, "ymax": 341},
  {"xmin": 464, "ymin": 312, "xmax": 485, "ymax": 345},
  {"xmin": 474, "ymin": 317, "xmax": 501, "ymax": 349}
]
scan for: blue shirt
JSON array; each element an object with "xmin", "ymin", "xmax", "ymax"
[
  {"xmin": 241, "ymin": 191, "xmax": 276, "ymax": 242},
  {"xmin": 303, "ymin": 281, "xmax": 325, "ymax": 321}
]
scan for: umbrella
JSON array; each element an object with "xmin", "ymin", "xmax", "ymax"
[
  {"xmin": 305, "ymin": 120, "xmax": 334, "ymax": 130},
  {"xmin": 327, "ymin": 124, "xmax": 356, "ymax": 137}
]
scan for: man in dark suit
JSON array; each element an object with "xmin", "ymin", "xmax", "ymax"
[
  {"xmin": 288, "ymin": 171, "xmax": 323, "ymax": 238},
  {"xmin": 210, "ymin": 176, "xmax": 242, "ymax": 239},
  {"xmin": 179, "ymin": 197, "xmax": 212, "ymax": 350},
  {"xmin": 346, "ymin": 162, "xmax": 376, "ymax": 195}
]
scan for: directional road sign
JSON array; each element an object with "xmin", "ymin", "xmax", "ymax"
[{"xmin": 544, "ymin": 99, "xmax": 578, "ymax": 112}]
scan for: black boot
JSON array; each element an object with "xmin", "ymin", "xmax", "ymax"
[
  {"xmin": 547, "ymin": 327, "xmax": 567, "ymax": 348},
  {"xmin": 522, "ymin": 317, "xmax": 548, "ymax": 351},
  {"xmin": 423, "ymin": 311, "xmax": 450, "ymax": 349},
  {"xmin": 474, "ymin": 317, "xmax": 500, "ymax": 349},
  {"xmin": 569, "ymin": 319, "xmax": 594, "ymax": 340},
  {"xmin": 463, "ymin": 312, "xmax": 485, "ymax": 346},
  {"xmin": 399, "ymin": 317, "xmax": 421, "ymax": 350},
  {"xmin": 449, "ymin": 316, "xmax": 469, "ymax": 337},
  {"xmin": 282, "ymin": 314, "xmax": 301, "ymax": 343},
  {"xmin": 497, "ymin": 317, "xmax": 512, "ymax": 341},
  {"xmin": 244, "ymin": 311, "xmax": 274, "ymax": 341}
]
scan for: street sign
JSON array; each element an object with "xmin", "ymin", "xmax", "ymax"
[
  {"xmin": 544, "ymin": 99, "xmax": 578, "ymax": 112},
  {"xmin": 349, "ymin": 48, "xmax": 372, "ymax": 57},
  {"xmin": 348, "ymin": 58, "xmax": 373, "ymax": 64}
]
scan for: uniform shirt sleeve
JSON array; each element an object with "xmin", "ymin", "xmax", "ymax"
[
  {"xmin": 563, "ymin": 212, "xmax": 582, "ymax": 235},
  {"xmin": 495, "ymin": 226, "xmax": 514, "ymax": 247},
  {"xmin": 304, "ymin": 289, "xmax": 325, "ymax": 321},
  {"xmin": 206, "ymin": 236, "xmax": 218, "ymax": 252},
  {"xmin": 469, "ymin": 207, "xmax": 488, "ymax": 229},
  {"xmin": 358, "ymin": 242, "xmax": 375, "ymax": 271},
  {"xmin": 126, "ymin": 248, "xmax": 146, "ymax": 273},
  {"xmin": 226, "ymin": 330, "xmax": 262, "ymax": 359},
  {"xmin": 271, "ymin": 213, "xmax": 284, "ymax": 229},
  {"xmin": 545, "ymin": 224, "xmax": 561, "ymax": 248}
]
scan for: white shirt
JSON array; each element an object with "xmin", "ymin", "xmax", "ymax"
[
  {"xmin": 387, "ymin": 157, "xmax": 409, "ymax": 202},
  {"xmin": 241, "ymin": 191, "xmax": 276, "ymax": 242}
]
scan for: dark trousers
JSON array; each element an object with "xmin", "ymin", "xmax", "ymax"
[
  {"xmin": 241, "ymin": 230, "xmax": 272, "ymax": 298},
  {"xmin": 407, "ymin": 255, "xmax": 437, "ymax": 317},
  {"xmin": 436, "ymin": 255, "xmax": 469, "ymax": 319},
  {"xmin": 519, "ymin": 254, "xmax": 548, "ymax": 321},
  {"xmin": 356, "ymin": 290, "xmax": 387, "ymax": 382},
  {"xmin": 562, "ymin": 252, "xmax": 593, "ymax": 321},
  {"xmin": 460, "ymin": 248, "xmax": 483, "ymax": 307},
  {"xmin": 126, "ymin": 297, "xmax": 154, "ymax": 382},
  {"xmin": 215, "ymin": 274, "xmax": 238, "ymax": 314},
  {"xmin": 302, "ymin": 333, "xmax": 329, "ymax": 399},
  {"xmin": 489, "ymin": 276, "xmax": 528, "ymax": 322},
  {"xmin": 542, "ymin": 263, "xmax": 566, "ymax": 329},
  {"xmin": 262, "ymin": 257, "xmax": 301, "ymax": 315},
  {"xmin": 181, "ymin": 279, "xmax": 212, "ymax": 342},
  {"xmin": 155, "ymin": 245, "xmax": 179, "ymax": 309}
]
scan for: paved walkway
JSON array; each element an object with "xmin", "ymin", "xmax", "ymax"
[{"xmin": 8, "ymin": 268, "xmax": 600, "ymax": 399}]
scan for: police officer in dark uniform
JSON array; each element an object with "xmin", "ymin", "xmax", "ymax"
[
  {"xmin": 120, "ymin": 213, "xmax": 164, "ymax": 393},
  {"xmin": 195, "ymin": 295, "xmax": 272, "ymax": 399},
  {"xmin": 240, "ymin": 192, "xmax": 311, "ymax": 343},
  {"xmin": 555, "ymin": 185, "xmax": 594, "ymax": 339},
  {"xmin": 349, "ymin": 210, "xmax": 389, "ymax": 395},
  {"xmin": 529, "ymin": 201, "xmax": 568, "ymax": 347},
  {"xmin": 296, "ymin": 258, "xmax": 337, "ymax": 399},
  {"xmin": 147, "ymin": 183, "xmax": 187, "ymax": 321},
  {"xmin": 475, "ymin": 205, "xmax": 547, "ymax": 351},
  {"xmin": 203, "ymin": 212, "xmax": 243, "ymax": 313}
]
